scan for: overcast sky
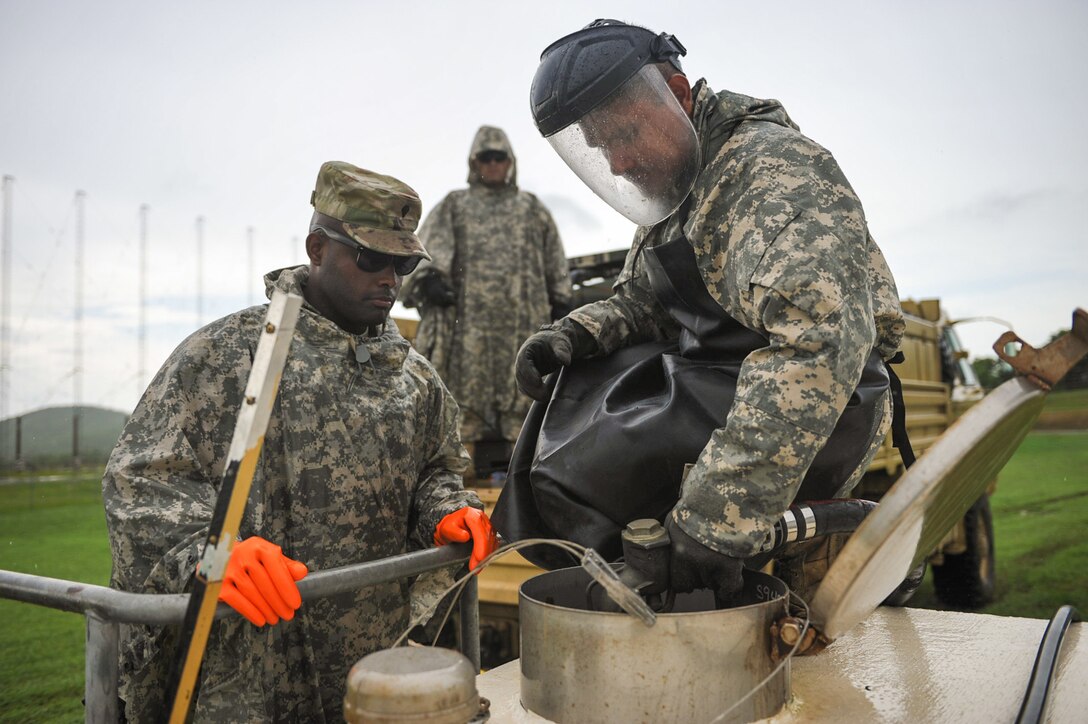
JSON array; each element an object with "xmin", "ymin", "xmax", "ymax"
[{"xmin": 1, "ymin": 0, "xmax": 1085, "ymax": 418}]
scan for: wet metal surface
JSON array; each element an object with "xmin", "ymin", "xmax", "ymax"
[{"xmin": 478, "ymin": 608, "xmax": 1088, "ymax": 723}]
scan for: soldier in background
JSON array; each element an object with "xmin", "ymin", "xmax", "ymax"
[
  {"xmin": 402, "ymin": 126, "xmax": 572, "ymax": 473},
  {"xmin": 103, "ymin": 162, "xmax": 496, "ymax": 721},
  {"xmin": 497, "ymin": 20, "xmax": 906, "ymax": 604}
]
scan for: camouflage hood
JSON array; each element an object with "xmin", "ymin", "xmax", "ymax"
[
  {"xmin": 467, "ymin": 125, "xmax": 518, "ymax": 189},
  {"xmin": 264, "ymin": 264, "xmax": 308, "ymax": 299},
  {"xmin": 689, "ymin": 79, "xmax": 801, "ymax": 162}
]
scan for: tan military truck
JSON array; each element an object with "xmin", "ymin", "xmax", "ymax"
[{"xmin": 398, "ymin": 250, "xmax": 995, "ymax": 667}]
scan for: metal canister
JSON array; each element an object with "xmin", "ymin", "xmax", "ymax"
[
  {"xmin": 344, "ymin": 647, "xmax": 482, "ymax": 723},
  {"xmin": 519, "ymin": 567, "xmax": 790, "ymax": 723}
]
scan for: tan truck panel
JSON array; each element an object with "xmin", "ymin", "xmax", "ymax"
[{"xmin": 476, "ymin": 488, "xmax": 543, "ymax": 606}]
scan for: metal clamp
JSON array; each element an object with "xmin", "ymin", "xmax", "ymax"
[
  {"xmin": 994, "ymin": 307, "xmax": 1088, "ymax": 390},
  {"xmin": 196, "ymin": 537, "xmax": 233, "ymax": 582}
]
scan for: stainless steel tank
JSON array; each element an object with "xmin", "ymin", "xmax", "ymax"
[{"xmin": 519, "ymin": 567, "xmax": 790, "ymax": 723}]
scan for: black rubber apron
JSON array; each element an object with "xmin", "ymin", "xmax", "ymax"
[{"xmin": 493, "ymin": 237, "xmax": 890, "ymax": 569}]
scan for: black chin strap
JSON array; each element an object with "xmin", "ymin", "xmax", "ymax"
[{"xmin": 885, "ymin": 351, "xmax": 917, "ymax": 469}]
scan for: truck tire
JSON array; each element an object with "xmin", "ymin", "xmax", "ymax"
[
  {"xmin": 882, "ymin": 560, "xmax": 927, "ymax": 607},
  {"xmin": 932, "ymin": 495, "xmax": 996, "ymax": 608}
]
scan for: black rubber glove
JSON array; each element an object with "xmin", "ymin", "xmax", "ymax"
[
  {"xmin": 665, "ymin": 515, "xmax": 744, "ymax": 607},
  {"xmin": 420, "ymin": 274, "xmax": 456, "ymax": 307},
  {"xmin": 515, "ymin": 319, "xmax": 596, "ymax": 401},
  {"xmin": 550, "ymin": 300, "xmax": 573, "ymax": 321}
]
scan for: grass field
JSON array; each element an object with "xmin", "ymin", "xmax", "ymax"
[
  {"xmin": 0, "ymin": 475, "xmax": 111, "ymax": 723},
  {"xmin": 1, "ymin": 393, "xmax": 1086, "ymax": 722},
  {"xmin": 1041, "ymin": 388, "xmax": 1088, "ymax": 411},
  {"xmin": 1035, "ymin": 388, "xmax": 1088, "ymax": 429},
  {"xmin": 908, "ymin": 430, "xmax": 1088, "ymax": 617}
]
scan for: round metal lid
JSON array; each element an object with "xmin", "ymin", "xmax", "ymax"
[{"xmin": 344, "ymin": 647, "xmax": 480, "ymax": 724}]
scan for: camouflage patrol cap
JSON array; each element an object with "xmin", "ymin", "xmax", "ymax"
[{"xmin": 309, "ymin": 161, "xmax": 430, "ymax": 260}]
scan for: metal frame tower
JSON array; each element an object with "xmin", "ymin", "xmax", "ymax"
[
  {"xmin": 138, "ymin": 204, "xmax": 148, "ymax": 397},
  {"xmin": 1, "ymin": 176, "xmax": 12, "ymax": 431},
  {"xmin": 73, "ymin": 190, "xmax": 85, "ymax": 467},
  {"xmin": 196, "ymin": 215, "xmax": 205, "ymax": 328},
  {"xmin": 247, "ymin": 226, "xmax": 255, "ymax": 306}
]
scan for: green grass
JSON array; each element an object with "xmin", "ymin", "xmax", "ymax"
[
  {"xmin": 1034, "ymin": 388, "xmax": 1088, "ymax": 430},
  {"xmin": 907, "ymin": 430, "xmax": 1088, "ymax": 618},
  {"xmin": 0, "ymin": 475, "xmax": 111, "ymax": 723},
  {"xmin": 1042, "ymin": 388, "xmax": 1088, "ymax": 412}
]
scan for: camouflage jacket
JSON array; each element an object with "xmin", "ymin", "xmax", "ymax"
[
  {"xmin": 102, "ymin": 265, "xmax": 480, "ymax": 722},
  {"xmin": 567, "ymin": 81, "xmax": 905, "ymax": 557},
  {"xmin": 402, "ymin": 127, "xmax": 571, "ymax": 441}
]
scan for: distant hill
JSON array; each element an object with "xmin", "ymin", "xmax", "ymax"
[{"xmin": 0, "ymin": 405, "xmax": 130, "ymax": 467}]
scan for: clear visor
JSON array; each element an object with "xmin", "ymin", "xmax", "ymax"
[{"xmin": 547, "ymin": 65, "xmax": 700, "ymax": 226}]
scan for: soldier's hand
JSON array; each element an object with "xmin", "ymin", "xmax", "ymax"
[
  {"xmin": 665, "ymin": 515, "xmax": 744, "ymax": 607},
  {"xmin": 434, "ymin": 507, "xmax": 499, "ymax": 570},
  {"xmin": 516, "ymin": 329, "xmax": 574, "ymax": 400},
  {"xmin": 550, "ymin": 301, "xmax": 573, "ymax": 321},
  {"xmin": 516, "ymin": 320, "xmax": 596, "ymax": 401},
  {"xmin": 218, "ymin": 537, "xmax": 308, "ymax": 627},
  {"xmin": 421, "ymin": 275, "xmax": 456, "ymax": 307}
]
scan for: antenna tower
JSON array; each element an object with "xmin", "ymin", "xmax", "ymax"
[
  {"xmin": 138, "ymin": 204, "xmax": 148, "ymax": 396},
  {"xmin": 73, "ymin": 190, "xmax": 85, "ymax": 467},
  {"xmin": 196, "ymin": 216, "xmax": 204, "ymax": 327},
  {"xmin": 0, "ymin": 175, "xmax": 12, "ymax": 430},
  {"xmin": 247, "ymin": 226, "xmax": 255, "ymax": 305}
]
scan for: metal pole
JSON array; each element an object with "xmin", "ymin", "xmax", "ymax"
[
  {"xmin": 1, "ymin": 175, "xmax": 13, "ymax": 433},
  {"xmin": 138, "ymin": 205, "xmax": 148, "ymax": 396},
  {"xmin": 247, "ymin": 226, "xmax": 255, "ymax": 306},
  {"xmin": 0, "ymin": 544, "xmax": 472, "ymax": 625},
  {"xmin": 1, "ymin": 544, "xmax": 477, "ymax": 718},
  {"xmin": 459, "ymin": 574, "xmax": 481, "ymax": 672},
  {"xmin": 85, "ymin": 613, "xmax": 119, "ymax": 724},
  {"xmin": 196, "ymin": 216, "xmax": 204, "ymax": 328},
  {"xmin": 73, "ymin": 191, "xmax": 85, "ymax": 468}
]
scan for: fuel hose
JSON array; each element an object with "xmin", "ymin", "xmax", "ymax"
[
  {"xmin": 758, "ymin": 499, "xmax": 879, "ymax": 555},
  {"xmin": 1015, "ymin": 604, "xmax": 1079, "ymax": 724}
]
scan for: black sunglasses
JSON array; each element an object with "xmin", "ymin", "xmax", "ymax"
[
  {"xmin": 315, "ymin": 228, "xmax": 422, "ymax": 276},
  {"xmin": 476, "ymin": 150, "xmax": 509, "ymax": 164}
]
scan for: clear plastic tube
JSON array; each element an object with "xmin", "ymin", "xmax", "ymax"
[
  {"xmin": 580, "ymin": 548, "xmax": 657, "ymax": 627},
  {"xmin": 393, "ymin": 539, "xmax": 657, "ymax": 650}
]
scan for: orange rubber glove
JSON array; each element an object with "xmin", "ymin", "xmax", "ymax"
[
  {"xmin": 217, "ymin": 536, "xmax": 309, "ymax": 627},
  {"xmin": 434, "ymin": 507, "xmax": 498, "ymax": 570}
]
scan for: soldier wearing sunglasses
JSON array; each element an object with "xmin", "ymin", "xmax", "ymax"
[{"xmin": 103, "ymin": 161, "xmax": 497, "ymax": 721}]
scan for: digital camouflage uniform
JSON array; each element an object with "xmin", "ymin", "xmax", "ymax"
[
  {"xmin": 566, "ymin": 81, "xmax": 904, "ymax": 558},
  {"xmin": 103, "ymin": 265, "xmax": 481, "ymax": 722},
  {"xmin": 402, "ymin": 126, "xmax": 572, "ymax": 443}
]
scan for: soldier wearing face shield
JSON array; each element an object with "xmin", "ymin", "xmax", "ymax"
[{"xmin": 493, "ymin": 20, "xmax": 906, "ymax": 606}]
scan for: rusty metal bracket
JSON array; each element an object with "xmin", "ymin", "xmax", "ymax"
[
  {"xmin": 770, "ymin": 615, "xmax": 831, "ymax": 662},
  {"xmin": 994, "ymin": 307, "xmax": 1088, "ymax": 391}
]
